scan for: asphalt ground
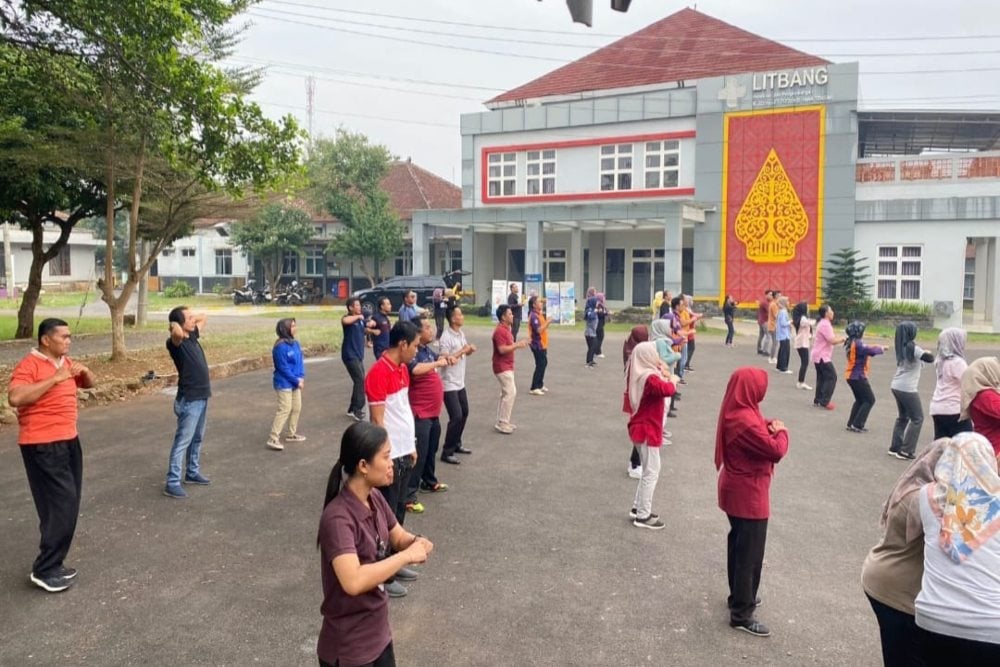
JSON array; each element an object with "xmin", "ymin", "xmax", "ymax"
[{"xmin": 2, "ymin": 325, "xmax": 996, "ymax": 666}]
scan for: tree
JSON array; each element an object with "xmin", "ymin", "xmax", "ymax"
[
  {"xmin": 307, "ymin": 131, "xmax": 405, "ymax": 284},
  {"xmin": 231, "ymin": 203, "xmax": 315, "ymax": 292},
  {"xmin": 4, "ymin": 1, "xmax": 302, "ymax": 359},
  {"xmin": 822, "ymin": 247, "xmax": 872, "ymax": 321},
  {"xmin": 0, "ymin": 44, "xmax": 106, "ymax": 338}
]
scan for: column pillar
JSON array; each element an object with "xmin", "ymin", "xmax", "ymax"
[
  {"xmin": 461, "ymin": 226, "xmax": 474, "ymax": 292},
  {"xmin": 988, "ymin": 238, "xmax": 1000, "ymax": 329},
  {"xmin": 411, "ymin": 221, "xmax": 429, "ymax": 275},
  {"xmin": 570, "ymin": 227, "xmax": 584, "ymax": 294},
  {"xmin": 663, "ymin": 212, "xmax": 682, "ymax": 296},
  {"xmin": 525, "ymin": 219, "xmax": 543, "ymax": 276}
]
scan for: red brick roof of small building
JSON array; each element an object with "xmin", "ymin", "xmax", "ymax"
[
  {"xmin": 488, "ymin": 8, "xmax": 829, "ymax": 105},
  {"xmin": 382, "ymin": 159, "xmax": 461, "ymax": 220}
]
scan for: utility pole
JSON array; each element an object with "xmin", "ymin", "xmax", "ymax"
[
  {"xmin": 3, "ymin": 221, "xmax": 13, "ymax": 299},
  {"xmin": 305, "ymin": 75, "xmax": 316, "ymax": 154}
]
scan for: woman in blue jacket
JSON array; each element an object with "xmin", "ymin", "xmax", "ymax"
[{"xmin": 269, "ymin": 318, "xmax": 306, "ymax": 451}]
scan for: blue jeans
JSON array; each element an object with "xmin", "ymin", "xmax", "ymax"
[{"xmin": 166, "ymin": 397, "xmax": 208, "ymax": 486}]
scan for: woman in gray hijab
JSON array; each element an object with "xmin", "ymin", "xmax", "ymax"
[{"xmin": 929, "ymin": 328, "xmax": 972, "ymax": 439}]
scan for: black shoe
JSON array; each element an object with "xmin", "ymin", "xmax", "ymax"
[
  {"xmin": 731, "ymin": 620, "xmax": 770, "ymax": 637},
  {"xmin": 441, "ymin": 454, "xmax": 461, "ymax": 465},
  {"xmin": 395, "ymin": 566, "xmax": 419, "ymax": 581},
  {"xmin": 455, "ymin": 447, "xmax": 473, "ymax": 455},
  {"xmin": 30, "ymin": 571, "xmax": 74, "ymax": 593},
  {"xmin": 854, "ymin": 427, "xmax": 869, "ymax": 433},
  {"xmin": 668, "ymin": 410, "xmax": 678, "ymax": 418},
  {"xmin": 895, "ymin": 451, "xmax": 916, "ymax": 461},
  {"xmin": 56, "ymin": 565, "xmax": 77, "ymax": 580},
  {"xmin": 674, "ymin": 392, "xmax": 682, "ymax": 400},
  {"xmin": 684, "ymin": 366, "xmax": 694, "ymax": 372}
]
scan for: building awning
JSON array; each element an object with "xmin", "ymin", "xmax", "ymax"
[
  {"xmin": 413, "ymin": 200, "xmax": 712, "ymax": 234},
  {"xmin": 858, "ymin": 110, "xmax": 1000, "ymax": 157}
]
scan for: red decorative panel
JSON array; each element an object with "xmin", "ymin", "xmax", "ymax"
[{"xmin": 721, "ymin": 106, "xmax": 825, "ymax": 307}]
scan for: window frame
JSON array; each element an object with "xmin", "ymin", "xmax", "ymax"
[
  {"xmin": 487, "ymin": 152, "xmax": 517, "ymax": 198},
  {"xmin": 525, "ymin": 149, "xmax": 556, "ymax": 196},
  {"xmin": 643, "ymin": 140, "xmax": 681, "ymax": 190},
  {"xmin": 304, "ymin": 247, "xmax": 325, "ymax": 276},
  {"xmin": 876, "ymin": 244, "xmax": 922, "ymax": 301},
  {"xmin": 599, "ymin": 143, "xmax": 634, "ymax": 192},
  {"xmin": 214, "ymin": 248, "xmax": 233, "ymax": 276}
]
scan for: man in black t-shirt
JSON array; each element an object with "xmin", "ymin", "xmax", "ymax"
[
  {"xmin": 164, "ymin": 306, "xmax": 211, "ymax": 499},
  {"xmin": 507, "ymin": 283, "xmax": 523, "ymax": 340},
  {"xmin": 370, "ymin": 297, "xmax": 392, "ymax": 361}
]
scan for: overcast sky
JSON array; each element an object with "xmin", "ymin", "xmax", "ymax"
[{"xmin": 230, "ymin": 0, "xmax": 1000, "ymax": 184}]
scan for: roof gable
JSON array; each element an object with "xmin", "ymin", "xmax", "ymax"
[
  {"xmin": 489, "ymin": 8, "xmax": 828, "ymax": 106},
  {"xmin": 382, "ymin": 160, "xmax": 461, "ymax": 220}
]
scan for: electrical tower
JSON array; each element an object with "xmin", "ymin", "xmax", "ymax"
[{"xmin": 305, "ymin": 75, "xmax": 316, "ymax": 151}]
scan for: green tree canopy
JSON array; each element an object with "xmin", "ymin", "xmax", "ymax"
[
  {"xmin": 307, "ymin": 130, "xmax": 404, "ymax": 284},
  {"xmin": 822, "ymin": 247, "xmax": 872, "ymax": 322},
  {"xmin": 230, "ymin": 203, "xmax": 315, "ymax": 292}
]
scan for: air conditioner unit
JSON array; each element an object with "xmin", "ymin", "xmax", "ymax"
[{"xmin": 933, "ymin": 301, "xmax": 955, "ymax": 317}]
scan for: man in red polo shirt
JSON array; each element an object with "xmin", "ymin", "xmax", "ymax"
[
  {"xmin": 492, "ymin": 304, "xmax": 528, "ymax": 434},
  {"xmin": 9, "ymin": 318, "xmax": 96, "ymax": 593}
]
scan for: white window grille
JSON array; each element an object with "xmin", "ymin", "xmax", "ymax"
[
  {"xmin": 599, "ymin": 144, "xmax": 633, "ymax": 191},
  {"xmin": 643, "ymin": 140, "xmax": 680, "ymax": 189},
  {"xmin": 487, "ymin": 152, "xmax": 516, "ymax": 197}
]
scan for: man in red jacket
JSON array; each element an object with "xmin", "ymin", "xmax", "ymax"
[
  {"xmin": 714, "ymin": 367, "xmax": 789, "ymax": 637},
  {"xmin": 756, "ymin": 291, "xmax": 771, "ymax": 356}
]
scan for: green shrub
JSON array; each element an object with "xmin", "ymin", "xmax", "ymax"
[
  {"xmin": 874, "ymin": 300, "xmax": 931, "ymax": 317},
  {"xmin": 164, "ymin": 281, "xmax": 195, "ymax": 298},
  {"xmin": 212, "ymin": 283, "xmax": 227, "ymax": 296}
]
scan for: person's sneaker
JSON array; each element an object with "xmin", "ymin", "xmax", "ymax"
[
  {"xmin": 684, "ymin": 366, "xmax": 694, "ymax": 372},
  {"xmin": 768, "ymin": 358, "xmax": 776, "ymax": 364},
  {"xmin": 895, "ymin": 451, "xmax": 916, "ymax": 461},
  {"xmin": 888, "ymin": 449, "xmax": 898, "ymax": 457},
  {"xmin": 352, "ymin": 410, "xmax": 366, "ymax": 422},
  {"xmin": 597, "ymin": 354, "xmax": 606, "ymax": 358},
  {"xmin": 632, "ymin": 515, "xmax": 666, "ymax": 530},
  {"xmin": 629, "ymin": 508, "xmax": 659, "ymax": 519},
  {"xmin": 385, "ymin": 580, "xmax": 407, "ymax": 598},
  {"xmin": 662, "ymin": 438, "xmax": 673, "ymax": 446},
  {"xmin": 285, "ymin": 434, "xmax": 307, "ymax": 442},
  {"xmin": 846, "ymin": 425, "xmax": 858, "ymax": 432},
  {"xmin": 540, "ymin": 387, "xmax": 549, "ymax": 393},
  {"xmin": 29, "ymin": 571, "xmax": 74, "ymax": 593},
  {"xmin": 627, "ymin": 465, "xmax": 642, "ymax": 480},
  {"xmin": 678, "ymin": 378, "xmax": 687, "ymax": 385},
  {"xmin": 663, "ymin": 430, "xmax": 672, "ymax": 438},
  {"xmin": 55, "ymin": 565, "xmax": 77, "ymax": 580},
  {"xmin": 731, "ymin": 620, "xmax": 771, "ymax": 637},
  {"xmin": 529, "ymin": 388, "xmax": 545, "ymax": 396},
  {"xmin": 854, "ymin": 427, "xmax": 869, "ymax": 433},
  {"xmin": 163, "ymin": 484, "xmax": 188, "ymax": 499},
  {"xmin": 824, "ymin": 403, "xmax": 836, "ymax": 411},
  {"xmin": 183, "ymin": 473, "xmax": 211, "ymax": 485},
  {"xmin": 266, "ymin": 438, "xmax": 284, "ymax": 451},
  {"xmin": 494, "ymin": 423, "xmax": 513, "ymax": 434},
  {"xmin": 347, "ymin": 410, "xmax": 361, "ymax": 421},
  {"xmin": 395, "ymin": 566, "xmax": 419, "ymax": 581},
  {"xmin": 419, "ymin": 482, "xmax": 449, "ymax": 493},
  {"xmin": 405, "ymin": 501, "xmax": 425, "ymax": 514},
  {"xmin": 800, "ymin": 383, "xmax": 813, "ymax": 390},
  {"xmin": 781, "ymin": 370, "xmax": 793, "ymax": 375},
  {"xmin": 667, "ymin": 410, "xmax": 678, "ymax": 418}
]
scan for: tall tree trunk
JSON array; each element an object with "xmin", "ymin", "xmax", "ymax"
[
  {"xmin": 108, "ymin": 299, "xmax": 126, "ymax": 361},
  {"xmin": 15, "ymin": 248, "xmax": 46, "ymax": 339}
]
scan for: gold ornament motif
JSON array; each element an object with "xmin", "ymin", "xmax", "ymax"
[{"xmin": 734, "ymin": 149, "xmax": 809, "ymax": 263}]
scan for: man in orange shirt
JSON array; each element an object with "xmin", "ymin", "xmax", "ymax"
[
  {"xmin": 9, "ymin": 318, "xmax": 96, "ymax": 593},
  {"xmin": 767, "ymin": 290, "xmax": 780, "ymax": 364}
]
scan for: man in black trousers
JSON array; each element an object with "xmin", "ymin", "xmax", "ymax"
[{"xmin": 9, "ymin": 318, "xmax": 96, "ymax": 593}]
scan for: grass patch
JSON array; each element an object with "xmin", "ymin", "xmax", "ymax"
[
  {"xmin": 0, "ymin": 290, "xmax": 231, "ymax": 312},
  {"xmin": 0, "ymin": 315, "xmax": 160, "ymax": 339}
]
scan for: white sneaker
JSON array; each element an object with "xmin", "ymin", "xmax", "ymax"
[
  {"xmin": 799, "ymin": 383, "xmax": 813, "ymax": 391},
  {"xmin": 529, "ymin": 388, "xmax": 544, "ymax": 396},
  {"xmin": 627, "ymin": 465, "xmax": 642, "ymax": 479},
  {"xmin": 597, "ymin": 354, "xmax": 605, "ymax": 359},
  {"xmin": 768, "ymin": 358, "xmax": 776, "ymax": 364},
  {"xmin": 663, "ymin": 430, "xmax": 672, "ymax": 438},
  {"xmin": 266, "ymin": 438, "xmax": 284, "ymax": 451},
  {"xmin": 662, "ymin": 438, "xmax": 672, "ymax": 446},
  {"xmin": 540, "ymin": 387, "xmax": 549, "ymax": 393}
]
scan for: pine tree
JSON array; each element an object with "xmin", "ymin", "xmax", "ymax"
[{"xmin": 822, "ymin": 247, "xmax": 872, "ymax": 321}]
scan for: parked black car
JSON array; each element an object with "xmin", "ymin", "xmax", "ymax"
[{"xmin": 353, "ymin": 275, "xmax": 445, "ymax": 317}]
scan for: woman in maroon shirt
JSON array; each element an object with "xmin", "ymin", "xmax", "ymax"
[
  {"xmin": 960, "ymin": 356, "xmax": 1000, "ymax": 456},
  {"xmin": 317, "ymin": 422, "xmax": 434, "ymax": 667},
  {"xmin": 715, "ymin": 367, "xmax": 789, "ymax": 638}
]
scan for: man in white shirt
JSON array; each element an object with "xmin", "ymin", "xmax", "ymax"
[{"xmin": 437, "ymin": 306, "xmax": 476, "ymax": 464}]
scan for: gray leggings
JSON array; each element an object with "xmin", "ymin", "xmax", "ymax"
[{"xmin": 890, "ymin": 389, "xmax": 923, "ymax": 456}]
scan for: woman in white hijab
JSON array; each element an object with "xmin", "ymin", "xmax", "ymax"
[{"xmin": 929, "ymin": 328, "xmax": 971, "ymax": 439}]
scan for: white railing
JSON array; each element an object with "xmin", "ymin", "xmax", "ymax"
[{"xmin": 856, "ymin": 150, "xmax": 1000, "ymax": 184}]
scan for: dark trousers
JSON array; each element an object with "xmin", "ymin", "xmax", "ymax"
[
  {"xmin": 847, "ymin": 378, "xmax": 876, "ymax": 429},
  {"xmin": 585, "ymin": 335, "xmax": 598, "ymax": 364},
  {"xmin": 343, "ymin": 358, "xmax": 366, "ymax": 414},
  {"xmin": 442, "ymin": 389, "xmax": 469, "ymax": 457},
  {"xmin": 320, "ymin": 641, "xmax": 396, "ymax": 667},
  {"xmin": 530, "ymin": 347, "xmax": 548, "ymax": 390},
  {"xmin": 891, "ymin": 389, "xmax": 923, "ymax": 456},
  {"xmin": 756, "ymin": 324, "xmax": 767, "ymax": 353},
  {"xmin": 797, "ymin": 348, "xmax": 810, "ymax": 383},
  {"xmin": 630, "ymin": 446, "xmax": 641, "ymax": 469},
  {"xmin": 725, "ymin": 319, "xmax": 735, "ymax": 345},
  {"xmin": 511, "ymin": 316, "xmax": 521, "ymax": 340},
  {"xmin": 434, "ymin": 312, "xmax": 446, "ymax": 340},
  {"xmin": 379, "ymin": 456, "xmax": 413, "ymax": 526},
  {"xmin": 21, "ymin": 438, "xmax": 83, "ymax": 577},
  {"xmin": 813, "ymin": 361, "xmax": 837, "ymax": 406},
  {"xmin": 726, "ymin": 515, "xmax": 767, "ymax": 625},
  {"xmin": 919, "ymin": 627, "xmax": 1000, "ymax": 665},
  {"xmin": 408, "ymin": 417, "xmax": 441, "ymax": 501},
  {"xmin": 686, "ymin": 338, "xmax": 696, "ymax": 368},
  {"xmin": 932, "ymin": 414, "xmax": 973, "ymax": 439},
  {"xmin": 776, "ymin": 339, "xmax": 790, "ymax": 371},
  {"xmin": 595, "ymin": 321, "xmax": 606, "ymax": 355},
  {"xmin": 866, "ymin": 594, "xmax": 925, "ymax": 667}
]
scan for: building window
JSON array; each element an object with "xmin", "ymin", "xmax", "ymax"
[
  {"xmin": 544, "ymin": 249, "xmax": 566, "ymax": 283},
  {"xmin": 181, "ymin": 248, "xmax": 196, "ymax": 258},
  {"xmin": 304, "ymin": 248, "xmax": 325, "ymax": 276},
  {"xmin": 964, "ymin": 256, "xmax": 975, "ymax": 305},
  {"xmin": 600, "ymin": 144, "xmax": 633, "ymax": 191},
  {"xmin": 605, "ymin": 248, "xmax": 625, "ymax": 300},
  {"xmin": 282, "ymin": 251, "xmax": 299, "ymax": 275},
  {"xmin": 438, "ymin": 248, "xmax": 462, "ymax": 274},
  {"xmin": 877, "ymin": 245, "xmax": 922, "ymax": 300},
  {"xmin": 214, "ymin": 248, "xmax": 232, "ymax": 276},
  {"xmin": 507, "ymin": 249, "xmax": 525, "ymax": 282},
  {"xmin": 644, "ymin": 140, "xmax": 680, "ymax": 189},
  {"xmin": 50, "ymin": 247, "xmax": 71, "ymax": 276},
  {"xmin": 394, "ymin": 248, "xmax": 413, "ymax": 276},
  {"xmin": 487, "ymin": 152, "xmax": 516, "ymax": 197},
  {"xmin": 526, "ymin": 149, "xmax": 556, "ymax": 195},
  {"xmin": 161, "ymin": 248, "xmax": 174, "ymax": 257}
]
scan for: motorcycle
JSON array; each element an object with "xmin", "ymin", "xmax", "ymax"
[
  {"xmin": 274, "ymin": 280, "xmax": 308, "ymax": 306},
  {"xmin": 232, "ymin": 279, "xmax": 258, "ymax": 305}
]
